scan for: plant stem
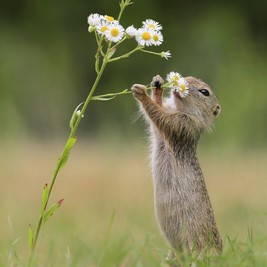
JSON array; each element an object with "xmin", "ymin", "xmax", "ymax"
[
  {"xmin": 140, "ymin": 49, "xmax": 161, "ymax": 56},
  {"xmin": 108, "ymin": 45, "xmax": 141, "ymax": 62},
  {"xmin": 29, "ymin": 54, "xmax": 109, "ymax": 262},
  {"xmin": 91, "ymin": 89, "xmax": 131, "ymax": 100},
  {"xmin": 70, "ymin": 59, "xmax": 108, "ymax": 138},
  {"xmin": 91, "ymin": 84, "xmax": 171, "ymax": 101},
  {"xmin": 118, "ymin": 0, "xmax": 133, "ymax": 21}
]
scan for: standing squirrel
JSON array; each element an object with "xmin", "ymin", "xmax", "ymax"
[{"xmin": 132, "ymin": 75, "xmax": 222, "ymax": 260}]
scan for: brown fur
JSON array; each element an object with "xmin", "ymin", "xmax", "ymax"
[{"xmin": 132, "ymin": 75, "xmax": 222, "ymax": 257}]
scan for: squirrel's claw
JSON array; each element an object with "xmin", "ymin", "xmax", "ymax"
[{"xmin": 151, "ymin": 75, "xmax": 164, "ymax": 89}]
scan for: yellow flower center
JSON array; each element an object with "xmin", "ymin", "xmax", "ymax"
[
  {"xmin": 148, "ymin": 24, "xmax": 155, "ymax": 29},
  {"xmin": 111, "ymin": 28, "xmax": 119, "ymax": 37},
  {"xmin": 100, "ymin": 26, "xmax": 108, "ymax": 33},
  {"xmin": 180, "ymin": 84, "xmax": 186, "ymax": 92},
  {"xmin": 173, "ymin": 75, "xmax": 179, "ymax": 81},
  {"xmin": 173, "ymin": 81, "xmax": 179, "ymax": 86},
  {"xmin": 142, "ymin": 32, "xmax": 151, "ymax": 41},
  {"xmin": 153, "ymin": 34, "xmax": 159, "ymax": 42},
  {"xmin": 105, "ymin": 15, "xmax": 114, "ymax": 22}
]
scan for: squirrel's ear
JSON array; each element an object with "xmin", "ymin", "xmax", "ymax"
[
  {"xmin": 212, "ymin": 104, "xmax": 221, "ymax": 117},
  {"xmin": 184, "ymin": 76, "xmax": 195, "ymax": 84}
]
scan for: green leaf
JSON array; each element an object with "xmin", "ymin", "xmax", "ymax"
[
  {"xmin": 43, "ymin": 199, "xmax": 64, "ymax": 223},
  {"xmin": 107, "ymin": 47, "xmax": 116, "ymax": 59},
  {"xmin": 28, "ymin": 224, "xmax": 34, "ymax": 249},
  {"xmin": 57, "ymin": 137, "xmax": 76, "ymax": 172},
  {"xmin": 42, "ymin": 183, "xmax": 48, "ymax": 210},
  {"xmin": 91, "ymin": 96, "xmax": 117, "ymax": 101}
]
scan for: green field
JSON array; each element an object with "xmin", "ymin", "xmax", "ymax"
[{"xmin": 0, "ymin": 140, "xmax": 266, "ymax": 266}]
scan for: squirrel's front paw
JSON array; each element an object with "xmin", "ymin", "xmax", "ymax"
[
  {"xmin": 131, "ymin": 84, "xmax": 148, "ymax": 101},
  {"xmin": 151, "ymin": 75, "xmax": 164, "ymax": 89}
]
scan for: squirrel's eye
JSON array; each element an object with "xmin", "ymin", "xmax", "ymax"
[{"xmin": 198, "ymin": 89, "xmax": 210, "ymax": 96}]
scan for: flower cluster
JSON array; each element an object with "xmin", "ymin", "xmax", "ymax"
[
  {"xmin": 87, "ymin": 13, "xmax": 169, "ymax": 54},
  {"xmin": 134, "ymin": 19, "xmax": 163, "ymax": 47},
  {"xmin": 88, "ymin": 14, "xmax": 125, "ymax": 43},
  {"xmin": 166, "ymin": 71, "xmax": 189, "ymax": 98}
]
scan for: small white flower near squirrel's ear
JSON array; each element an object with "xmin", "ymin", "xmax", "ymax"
[
  {"xmin": 176, "ymin": 77, "xmax": 189, "ymax": 98},
  {"xmin": 125, "ymin": 25, "xmax": 137, "ymax": 38},
  {"xmin": 105, "ymin": 24, "xmax": 125, "ymax": 43},
  {"xmin": 142, "ymin": 19, "xmax": 162, "ymax": 31},
  {"xmin": 161, "ymin": 51, "xmax": 171, "ymax": 60},
  {"xmin": 167, "ymin": 72, "xmax": 189, "ymax": 98},
  {"xmin": 167, "ymin": 71, "xmax": 182, "ymax": 85}
]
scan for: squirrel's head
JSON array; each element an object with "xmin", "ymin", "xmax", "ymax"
[{"xmin": 172, "ymin": 76, "xmax": 221, "ymax": 130}]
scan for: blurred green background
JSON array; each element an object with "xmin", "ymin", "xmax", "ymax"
[
  {"xmin": 1, "ymin": 1, "xmax": 267, "ymax": 265},
  {"xmin": 1, "ymin": 0, "xmax": 267, "ymax": 148}
]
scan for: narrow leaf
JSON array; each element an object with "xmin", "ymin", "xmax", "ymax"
[
  {"xmin": 28, "ymin": 224, "xmax": 34, "ymax": 249},
  {"xmin": 57, "ymin": 137, "xmax": 76, "ymax": 172},
  {"xmin": 43, "ymin": 199, "xmax": 64, "ymax": 223},
  {"xmin": 91, "ymin": 96, "xmax": 117, "ymax": 101},
  {"xmin": 107, "ymin": 47, "xmax": 116, "ymax": 59},
  {"xmin": 42, "ymin": 183, "xmax": 48, "ymax": 210}
]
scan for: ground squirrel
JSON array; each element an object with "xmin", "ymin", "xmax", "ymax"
[{"xmin": 132, "ymin": 75, "xmax": 222, "ymax": 260}]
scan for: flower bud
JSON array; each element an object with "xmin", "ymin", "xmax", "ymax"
[{"xmin": 88, "ymin": 26, "xmax": 95, "ymax": 33}]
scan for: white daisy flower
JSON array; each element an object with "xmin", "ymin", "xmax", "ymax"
[
  {"xmin": 166, "ymin": 71, "xmax": 182, "ymax": 87},
  {"xmin": 161, "ymin": 51, "xmax": 171, "ymax": 60},
  {"xmin": 125, "ymin": 25, "xmax": 137, "ymax": 38},
  {"xmin": 87, "ymin": 13, "xmax": 103, "ymax": 27},
  {"xmin": 177, "ymin": 77, "xmax": 189, "ymax": 98},
  {"xmin": 135, "ymin": 28, "xmax": 155, "ymax": 46},
  {"xmin": 105, "ymin": 24, "xmax": 125, "ymax": 43},
  {"xmin": 151, "ymin": 30, "xmax": 163, "ymax": 46},
  {"xmin": 96, "ymin": 20, "xmax": 110, "ymax": 36},
  {"xmin": 142, "ymin": 19, "xmax": 162, "ymax": 31}
]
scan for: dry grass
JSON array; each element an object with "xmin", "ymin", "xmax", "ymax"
[{"xmin": 0, "ymin": 139, "xmax": 266, "ymax": 266}]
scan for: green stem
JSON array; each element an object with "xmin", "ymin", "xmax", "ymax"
[
  {"xmin": 91, "ymin": 90, "xmax": 131, "ymax": 101},
  {"xmin": 140, "ymin": 49, "xmax": 161, "ymax": 56},
  {"xmin": 118, "ymin": 0, "xmax": 133, "ymax": 21},
  {"xmin": 94, "ymin": 32, "xmax": 105, "ymax": 58},
  {"xmin": 110, "ymin": 36, "xmax": 127, "ymax": 51},
  {"xmin": 91, "ymin": 84, "xmax": 171, "ymax": 101},
  {"xmin": 29, "ymin": 54, "xmax": 109, "ymax": 262},
  {"xmin": 108, "ymin": 45, "xmax": 142, "ymax": 62},
  {"xmin": 70, "ymin": 59, "xmax": 108, "ymax": 138}
]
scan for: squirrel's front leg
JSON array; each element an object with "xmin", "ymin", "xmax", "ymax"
[
  {"xmin": 132, "ymin": 82, "xmax": 191, "ymax": 142},
  {"xmin": 132, "ymin": 84, "xmax": 175, "ymax": 137}
]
